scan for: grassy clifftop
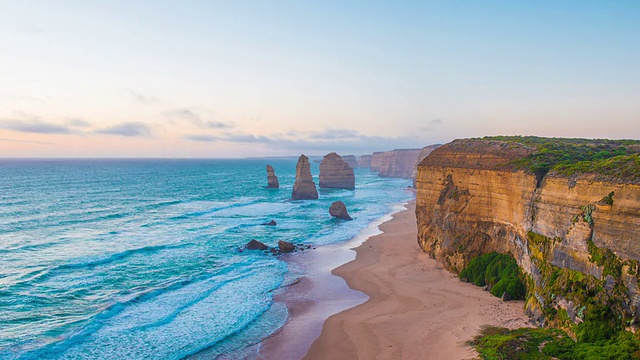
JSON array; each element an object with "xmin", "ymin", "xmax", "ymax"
[{"xmin": 480, "ymin": 136, "xmax": 640, "ymax": 183}]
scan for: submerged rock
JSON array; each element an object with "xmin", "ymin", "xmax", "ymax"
[
  {"xmin": 278, "ymin": 240, "xmax": 295, "ymax": 253},
  {"xmin": 261, "ymin": 220, "xmax": 277, "ymax": 226},
  {"xmin": 319, "ymin": 152, "xmax": 355, "ymax": 190},
  {"xmin": 291, "ymin": 155, "xmax": 319, "ymax": 200},
  {"xmin": 266, "ymin": 165, "xmax": 279, "ymax": 188},
  {"xmin": 329, "ymin": 201, "xmax": 353, "ymax": 220},
  {"xmin": 246, "ymin": 239, "xmax": 268, "ymax": 251}
]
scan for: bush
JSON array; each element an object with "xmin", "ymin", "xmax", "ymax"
[{"xmin": 460, "ymin": 252, "xmax": 526, "ymax": 300}]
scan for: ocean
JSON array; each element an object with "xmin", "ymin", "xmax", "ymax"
[{"xmin": 0, "ymin": 158, "xmax": 413, "ymax": 359}]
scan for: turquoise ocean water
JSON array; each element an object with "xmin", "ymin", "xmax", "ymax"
[{"xmin": 0, "ymin": 159, "xmax": 413, "ymax": 359}]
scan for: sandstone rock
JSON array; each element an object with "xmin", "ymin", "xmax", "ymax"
[
  {"xmin": 291, "ymin": 155, "xmax": 319, "ymax": 200},
  {"xmin": 412, "ymin": 144, "xmax": 441, "ymax": 187},
  {"xmin": 278, "ymin": 240, "xmax": 295, "ymax": 253},
  {"xmin": 246, "ymin": 239, "xmax": 268, "ymax": 251},
  {"xmin": 329, "ymin": 201, "xmax": 353, "ymax": 220},
  {"xmin": 370, "ymin": 149, "xmax": 423, "ymax": 178},
  {"xmin": 319, "ymin": 153, "xmax": 355, "ymax": 190},
  {"xmin": 261, "ymin": 220, "xmax": 277, "ymax": 226},
  {"xmin": 357, "ymin": 155, "xmax": 372, "ymax": 168},
  {"xmin": 266, "ymin": 165, "xmax": 279, "ymax": 188},
  {"xmin": 342, "ymin": 155, "xmax": 358, "ymax": 169}
]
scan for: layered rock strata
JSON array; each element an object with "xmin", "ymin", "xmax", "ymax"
[
  {"xmin": 319, "ymin": 152, "xmax": 355, "ymax": 190},
  {"xmin": 370, "ymin": 149, "xmax": 422, "ymax": 178},
  {"xmin": 412, "ymin": 144, "xmax": 441, "ymax": 187},
  {"xmin": 357, "ymin": 155, "xmax": 371, "ymax": 168},
  {"xmin": 415, "ymin": 138, "xmax": 640, "ymax": 329},
  {"xmin": 291, "ymin": 155, "xmax": 319, "ymax": 200},
  {"xmin": 266, "ymin": 164, "xmax": 279, "ymax": 188}
]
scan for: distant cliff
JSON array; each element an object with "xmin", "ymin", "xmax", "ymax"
[
  {"xmin": 369, "ymin": 149, "xmax": 422, "ymax": 178},
  {"xmin": 415, "ymin": 137, "xmax": 640, "ymax": 335},
  {"xmin": 357, "ymin": 155, "xmax": 371, "ymax": 168}
]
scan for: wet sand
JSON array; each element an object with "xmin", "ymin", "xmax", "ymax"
[{"xmin": 262, "ymin": 201, "xmax": 531, "ymax": 360}]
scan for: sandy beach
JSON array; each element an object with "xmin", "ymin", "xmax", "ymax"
[{"xmin": 297, "ymin": 201, "xmax": 532, "ymax": 360}]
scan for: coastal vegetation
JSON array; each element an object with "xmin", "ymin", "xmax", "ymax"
[
  {"xmin": 460, "ymin": 252, "xmax": 526, "ymax": 300},
  {"xmin": 470, "ymin": 326, "xmax": 640, "ymax": 360},
  {"xmin": 480, "ymin": 136, "xmax": 640, "ymax": 183}
]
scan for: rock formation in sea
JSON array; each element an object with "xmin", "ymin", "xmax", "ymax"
[
  {"xmin": 278, "ymin": 240, "xmax": 295, "ymax": 253},
  {"xmin": 329, "ymin": 201, "xmax": 352, "ymax": 220},
  {"xmin": 414, "ymin": 136, "xmax": 640, "ymax": 330},
  {"xmin": 291, "ymin": 154, "xmax": 319, "ymax": 200},
  {"xmin": 261, "ymin": 220, "xmax": 277, "ymax": 226},
  {"xmin": 357, "ymin": 155, "xmax": 372, "ymax": 168},
  {"xmin": 266, "ymin": 165, "xmax": 279, "ymax": 188},
  {"xmin": 319, "ymin": 152, "xmax": 355, "ymax": 190},
  {"xmin": 245, "ymin": 239, "xmax": 268, "ymax": 251},
  {"xmin": 342, "ymin": 155, "xmax": 358, "ymax": 169}
]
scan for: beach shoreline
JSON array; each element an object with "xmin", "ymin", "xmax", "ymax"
[{"xmin": 260, "ymin": 200, "xmax": 532, "ymax": 360}]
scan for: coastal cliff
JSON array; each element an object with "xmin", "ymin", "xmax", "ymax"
[
  {"xmin": 415, "ymin": 137, "xmax": 640, "ymax": 336},
  {"xmin": 370, "ymin": 149, "xmax": 422, "ymax": 178}
]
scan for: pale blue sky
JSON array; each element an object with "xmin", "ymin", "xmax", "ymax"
[{"xmin": 1, "ymin": 1, "xmax": 638, "ymax": 157}]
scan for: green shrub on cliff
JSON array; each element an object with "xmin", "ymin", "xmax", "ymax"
[
  {"xmin": 480, "ymin": 136, "xmax": 640, "ymax": 182},
  {"xmin": 471, "ymin": 326, "xmax": 640, "ymax": 360},
  {"xmin": 460, "ymin": 252, "xmax": 526, "ymax": 300}
]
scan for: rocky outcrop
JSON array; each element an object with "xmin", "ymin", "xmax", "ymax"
[
  {"xmin": 261, "ymin": 220, "xmax": 277, "ymax": 226},
  {"xmin": 266, "ymin": 165, "xmax": 279, "ymax": 188},
  {"xmin": 415, "ymin": 138, "xmax": 640, "ymax": 330},
  {"xmin": 357, "ymin": 155, "xmax": 371, "ymax": 168},
  {"xmin": 329, "ymin": 201, "xmax": 353, "ymax": 220},
  {"xmin": 369, "ymin": 149, "xmax": 423, "ymax": 178},
  {"xmin": 291, "ymin": 155, "xmax": 319, "ymax": 200},
  {"xmin": 319, "ymin": 153, "xmax": 355, "ymax": 190},
  {"xmin": 278, "ymin": 240, "xmax": 295, "ymax": 253},
  {"xmin": 245, "ymin": 239, "xmax": 268, "ymax": 251},
  {"xmin": 342, "ymin": 155, "xmax": 357, "ymax": 169}
]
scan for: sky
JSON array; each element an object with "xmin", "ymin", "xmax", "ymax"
[{"xmin": 1, "ymin": 1, "xmax": 639, "ymax": 158}]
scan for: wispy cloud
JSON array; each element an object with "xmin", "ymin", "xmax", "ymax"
[
  {"xmin": 183, "ymin": 134, "xmax": 219, "ymax": 142},
  {"xmin": 95, "ymin": 122, "xmax": 152, "ymax": 137},
  {"xmin": 421, "ymin": 118, "xmax": 444, "ymax": 132},
  {"xmin": 129, "ymin": 90, "xmax": 159, "ymax": 104},
  {"xmin": 164, "ymin": 108, "xmax": 232, "ymax": 129},
  {"xmin": 184, "ymin": 128, "xmax": 428, "ymax": 153},
  {"xmin": 0, "ymin": 137, "xmax": 53, "ymax": 145},
  {"xmin": 0, "ymin": 118, "xmax": 74, "ymax": 134},
  {"xmin": 66, "ymin": 118, "xmax": 92, "ymax": 127}
]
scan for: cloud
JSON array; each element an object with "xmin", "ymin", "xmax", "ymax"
[
  {"xmin": 430, "ymin": 118, "xmax": 444, "ymax": 124},
  {"xmin": 421, "ymin": 118, "xmax": 445, "ymax": 132},
  {"xmin": 95, "ymin": 122, "xmax": 152, "ymax": 137},
  {"xmin": 66, "ymin": 118, "xmax": 92, "ymax": 127},
  {"xmin": 183, "ymin": 134, "xmax": 219, "ymax": 142},
  {"xmin": 129, "ymin": 90, "xmax": 159, "ymax": 104},
  {"xmin": 0, "ymin": 137, "xmax": 53, "ymax": 145},
  {"xmin": 184, "ymin": 128, "xmax": 429, "ymax": 153},
  {"xmin": 0, "ymin": 118, "xmax": 74, "ymax": 134},
  {"xmin": 163, "ymin": 108, "xmax": 232, "ymax": 129}
]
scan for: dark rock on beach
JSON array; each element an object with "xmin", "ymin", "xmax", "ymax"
[{"xmin": 278, "ymin": 240, "xmax": 296, "ymax": 253}]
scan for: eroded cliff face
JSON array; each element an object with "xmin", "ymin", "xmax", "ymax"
[
  {"xmin": 415, "ymin": 139, "xmax": 640, "ymax": 329},
  {"xmin": 370, "ymin": 149, "xmax": 422, "ymax": 178}
]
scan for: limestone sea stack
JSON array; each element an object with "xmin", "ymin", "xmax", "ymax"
[
  {"xmin": 319, "ymin": 152, "xmax": 355, "ymax": 190},
  {"xmin": 342, "ymin": 155, "xmax": 358, "ymax": 169},
  {"xmin": 266, "ymin": 165, "xmax": 279, "ymax": 188},
  {"xmin": 291, "ymin": 155, "xmax": 319, "ymax": 200},
  {"xmin": 329, "ymin": 201, "xmax": 352, "ymax": 220}
]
